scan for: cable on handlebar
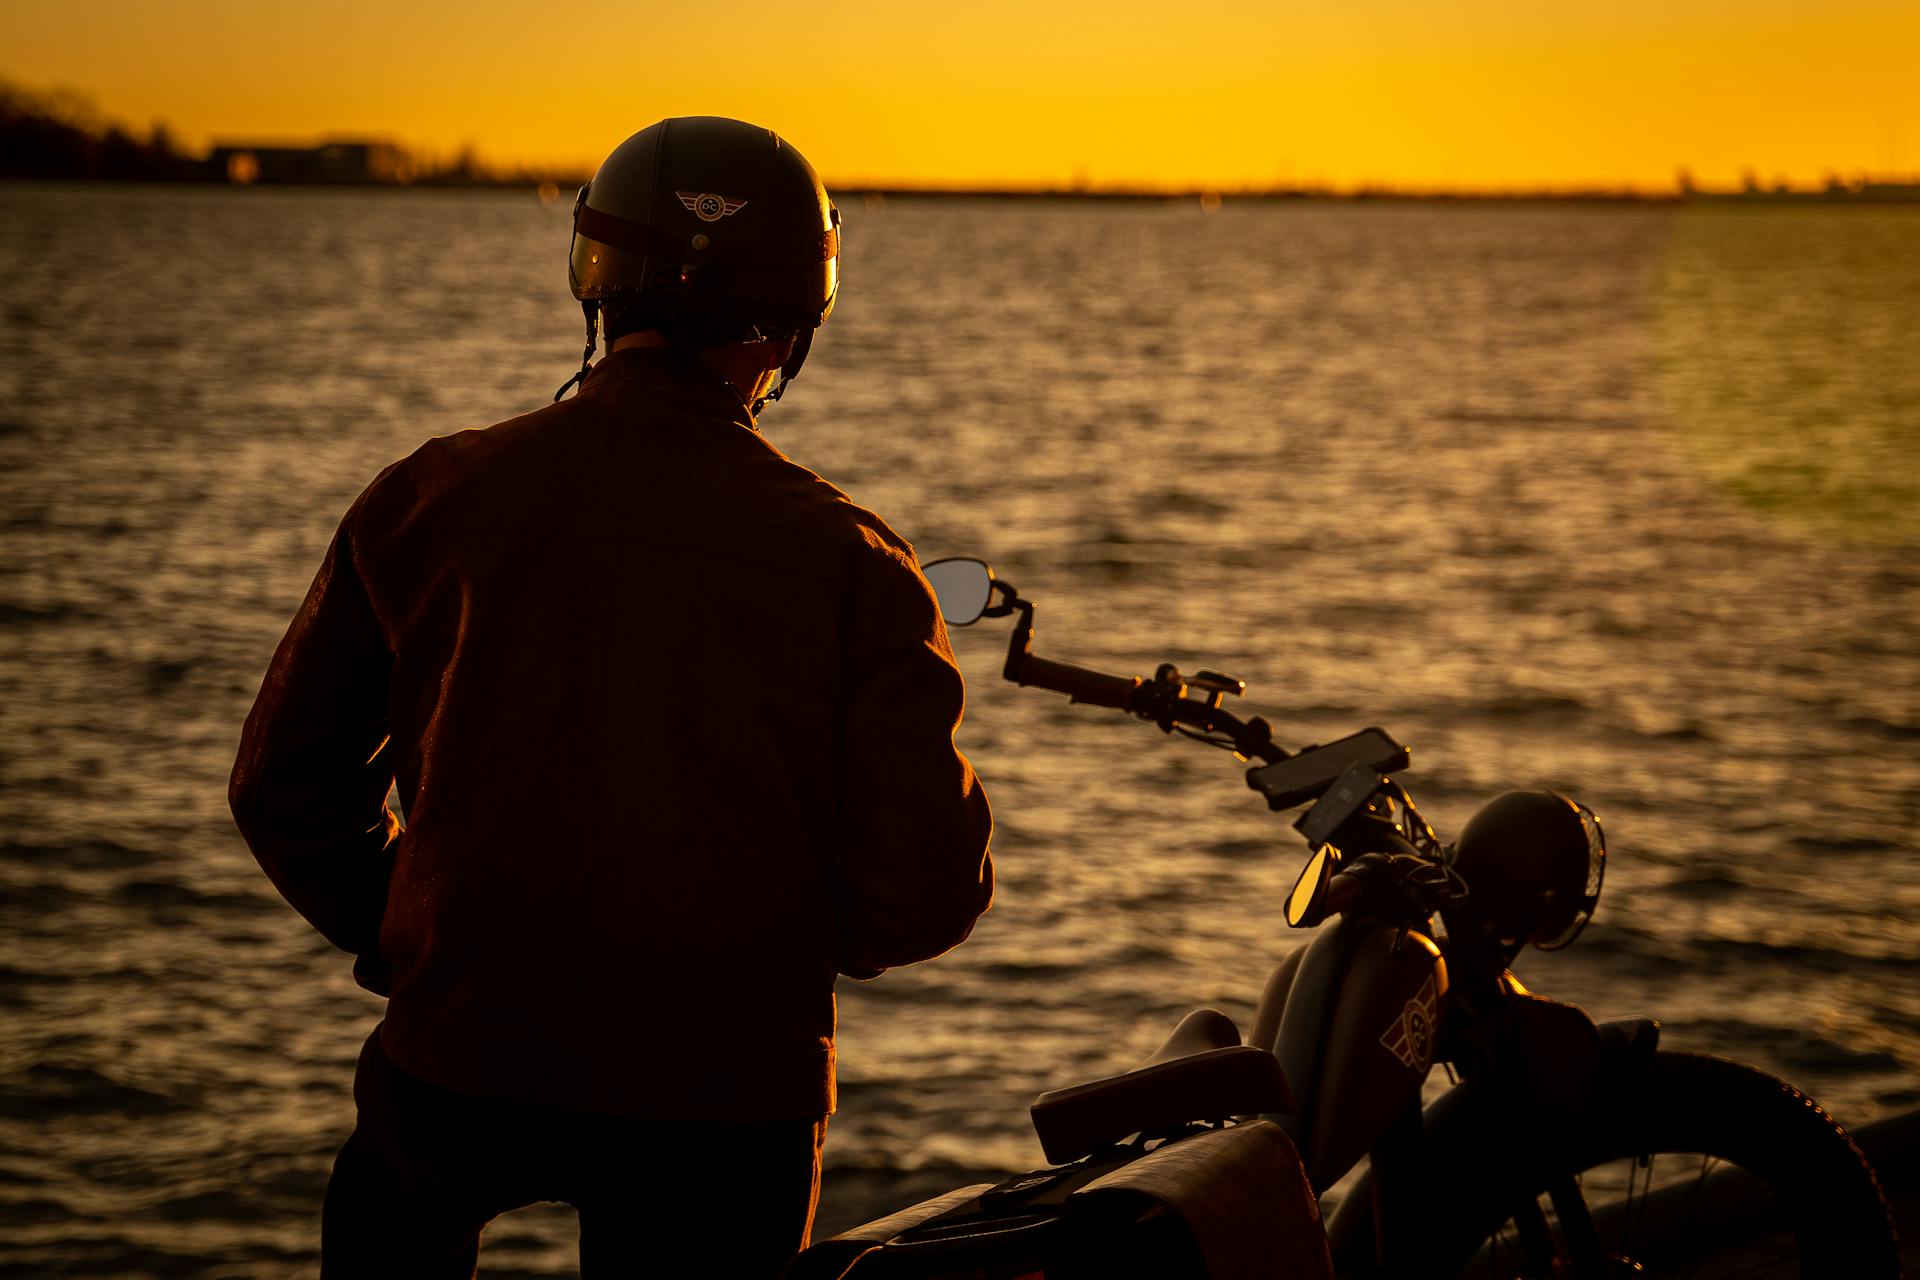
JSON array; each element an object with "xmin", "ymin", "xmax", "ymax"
[{"xmin": 1132, "ymin": 665, "xmax": 1287, "ymax": 764}]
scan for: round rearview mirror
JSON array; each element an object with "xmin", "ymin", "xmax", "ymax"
[
  {"xmin": 922, "ymin": 558, "xmax": 995, "ymax": 627},
  {"xmin": 1286, "ymin": 845, "xmax": 1340, "ymax": 929}
]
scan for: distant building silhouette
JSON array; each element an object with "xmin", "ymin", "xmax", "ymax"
[
  {"xmin": 208, "ymin": 139, "xmax": 415, "ymax": 185},
  {"xmin": 1854, "ymin": 180, "xmax": 1920, "ymax": 201}
]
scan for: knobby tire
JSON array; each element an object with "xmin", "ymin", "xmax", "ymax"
[{"xmin": 1437, "ymin": 1050, "xmax": 1899, "ymax": 1279}]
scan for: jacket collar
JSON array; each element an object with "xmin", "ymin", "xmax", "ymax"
[{"xmin": 580, "ymin": 347, "xmax": 755, "ymax": 425}]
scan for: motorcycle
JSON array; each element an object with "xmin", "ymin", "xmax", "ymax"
[{"xmin": 794, "ymin": 558, "xmax": 1901, "ymax": 1279}]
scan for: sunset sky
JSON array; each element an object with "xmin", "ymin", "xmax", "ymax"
[{"xmin": 5, "ymin": 0, "xmax": 1917, "ymax": 191}]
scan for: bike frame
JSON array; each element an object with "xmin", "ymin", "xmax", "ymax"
[
  {"xmin": 930, "ymin": 564, "xmax": 1693, "ymax": 1276},
  {"xmin": 1260, "ymin": 905, "xmax": 1662, "ymax": 1274}
]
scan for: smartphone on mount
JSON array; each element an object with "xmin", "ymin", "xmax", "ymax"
[{"xmin": 1245, "ymin": 727, "xmax": 1409, "ymax": 812}]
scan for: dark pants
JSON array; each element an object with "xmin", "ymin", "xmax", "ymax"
[{"xmin": 322, "ymin": 1028, "xmax": 826, "ymax": 1278}]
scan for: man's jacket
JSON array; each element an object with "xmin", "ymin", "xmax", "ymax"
[{"xmin": 230, "ymin": 348, "xmax": 994, "ymax": 1120}]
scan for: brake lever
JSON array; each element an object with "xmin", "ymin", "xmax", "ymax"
[{"xmin": 1139, "ymin": 664, "xmax": 1282, "ymax": 762}]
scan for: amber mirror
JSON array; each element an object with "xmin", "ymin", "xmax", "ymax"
[{"xmin": 1286, "ymin": 845, "xmax": 1340, "ymax": 929}]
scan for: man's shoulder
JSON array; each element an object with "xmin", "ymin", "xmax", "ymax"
[
  {"xmin": 341, "ymin": 396, "xmax": 591, "ymax": 543},
  {"xmin": 337, "ymin": 387, "xmax": 916, "ymax": 577},
  {"xmin": 778, "ymin": 464, "xmax": 923, "ymax": 581},
  {"xmin": 761, "ymin": 447, "xmax": 905, "ymax": 542},
  {"xmin": 401, "ymin": 396, "xmax": 577, "ymax": 476}
]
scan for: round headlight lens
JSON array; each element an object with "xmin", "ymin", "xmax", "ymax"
[{"xmin": 1533, "ymin": 800, "xmax": 1606, "ymax": 951}]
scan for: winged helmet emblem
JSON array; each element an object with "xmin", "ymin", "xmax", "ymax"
[{"xmin": 678, "ymin": 191, "xmax": 749, "ymax": 222}]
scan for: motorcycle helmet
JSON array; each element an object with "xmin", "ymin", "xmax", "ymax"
[
  {"xmin": 1443, "ymin": 790, "xmax": 1605, "ymax": 956},
  {"xmin": 556, "ymin": 116, "xmax": 841, "ymax": 404}
]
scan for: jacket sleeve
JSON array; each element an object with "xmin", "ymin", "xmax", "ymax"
[
  {"xmin": 229, "ymin": 514, "xmax": 399, "ymax": 966},
  {"xmin": 833, "ymin": 534, "xmax": 994, "ymax": 978}
]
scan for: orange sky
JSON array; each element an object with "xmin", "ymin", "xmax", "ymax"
[{"xmin": 5, "ymin": 0, "xmax": 1917, "ymax": 190}]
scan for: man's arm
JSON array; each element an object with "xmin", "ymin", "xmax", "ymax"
[
  {"xmin": 229, "ymin": 518, "xmax": 398, "ymax": 973},
  {"xmin": 834, "ymin": 534, "xmax": 994, "ymax": 978}
]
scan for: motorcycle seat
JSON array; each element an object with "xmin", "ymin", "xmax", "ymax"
[{"xmin": 1029, "ymin": 1008, "xmax": 1294, "ymax": 1165}]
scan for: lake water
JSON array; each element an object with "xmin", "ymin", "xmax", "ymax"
[{"xmin": 1, "ymin": 184, "xmax": 1916, "ymax": 1276}]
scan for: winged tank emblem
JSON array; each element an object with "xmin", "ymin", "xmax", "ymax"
[
  {"xmin": 1379, "ymin": 974, "xmax": 1439, "ymax": 1072},
  {"xmin": 678, "ymin": 192, "xmax": 748, "ymax": 222}
]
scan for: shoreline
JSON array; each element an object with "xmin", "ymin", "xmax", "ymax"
[{"xmin": 5, "ymin": 175, "xmax": 1920, "ymax": 206}]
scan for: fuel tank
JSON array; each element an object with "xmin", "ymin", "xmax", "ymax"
[{"xmin": 1254, "ymin": 915, "xmax": 1448, "ymax": 1190}]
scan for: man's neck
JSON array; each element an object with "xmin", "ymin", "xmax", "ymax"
[{"xmin": 607, "ymin": 331, "xmax": 781, "ymax": 412}]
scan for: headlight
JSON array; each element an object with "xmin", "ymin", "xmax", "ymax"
[{"xmin": 1444, "ymin": 790, "xmax": 1607, "ymax": 956}]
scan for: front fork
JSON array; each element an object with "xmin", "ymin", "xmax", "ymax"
[
  {"xmin": 1499, "ymin": 1174, "xmax": 1627, "ymax": 1279},
  {"xmin": 1366, "ymin": 1105, "xmax": 1631, "ymax": 1280},
  {"xmin": 1344, "ymin": 1014, "xmax": 1661, "ymax": 1277}
]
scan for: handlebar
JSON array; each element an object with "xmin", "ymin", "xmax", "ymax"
[
  {"xmin": 966, "ymin": 571, "xmax": 1455, "ymax": 933},
  {"xmin": 1318, "ymin": 827, "xmax": 1463, "ymax": 926},
  {"xmin": 976, "ymin": 577, "xmax": 1460, "ymax": 936},
  {"xmin": 996, "ymin": 596, "xmax": 1286, "ymax": 760},
  {"xmin": 1300, "ymin": 856, "xmax": 1424, "ymax": 930},
  {"xmin": 1012, "ymin": 655, "xmax": 1143, "ymax": 710}
]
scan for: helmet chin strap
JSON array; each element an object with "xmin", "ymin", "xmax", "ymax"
[
  {"xmin": 751, "ymin": 327, "xmax": 814, "ymax": 416},
  {"xmin": 552, "ymin": 300, "xmax": 599, "ymax": 402}
]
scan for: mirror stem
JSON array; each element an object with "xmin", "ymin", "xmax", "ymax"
[{"xmin": 1002, "ymin": 598, "xmax": 1037, "ymax": 683}]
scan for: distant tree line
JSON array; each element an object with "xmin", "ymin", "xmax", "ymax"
[
  {"xmin": 0, "ymin": 80, "xmax": 197, "ymax": 180},
  {"xmin": 0, "ymin": 79, "xmax": 591, "ymax": 187}
]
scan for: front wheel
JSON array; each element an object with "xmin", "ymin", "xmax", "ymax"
[{"xmin": 1431, "ymin": 1051, "xmax": 1899, "ymax": 1278}]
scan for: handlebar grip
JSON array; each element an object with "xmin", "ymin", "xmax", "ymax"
[
  {"xmin": 1015, "ymin": 655, "xmax": 1142, "ymax": 710},
  {"xmin": 1326, "ymin": 873, "xmax": 1365, "ymax": 916}
]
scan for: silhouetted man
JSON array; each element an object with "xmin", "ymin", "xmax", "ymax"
[{"xmin": 230, "ymin": 117, "xmax": 994, "ymax": 1277}]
